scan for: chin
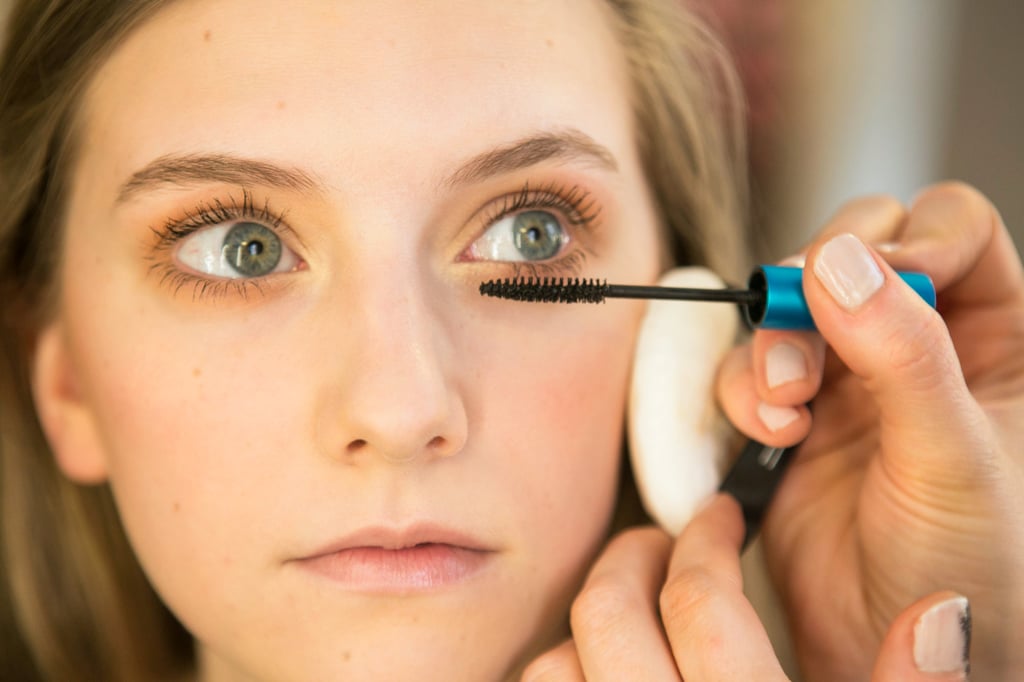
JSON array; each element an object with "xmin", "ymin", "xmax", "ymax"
[{"xmin": 195, "ymin": 595, "xmax": 559, "ymax": 682}]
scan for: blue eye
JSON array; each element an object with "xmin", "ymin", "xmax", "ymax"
[
  {"xmin": 470, "ymin": 210, "xmax": 567, "ymax": 262},
  {"xmin": 176, "ymin": 221, "xmax": 300, "ymax": 278}
]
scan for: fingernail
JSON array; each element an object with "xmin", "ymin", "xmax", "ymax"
[
  {"xmin": 875, "ymin": 241, "xmax": 901, "ymax": 254},
  {"xmin": 913, "ymin": 595, "xmax": 971, "ymax": 676},
  {"xmin": 756, "ymin": 402, "xmax": 799, "ymax": 432},
  {"xmin": 765, "ymin": 342, "xmax": 807, "ymax": 389},
  {"xmin": 779, "ymin": 253, "xmax": 806, "ymax": 268},
  {"xmin": 813, "ymin": 233, "xmax": 884, "ymax": 310}
]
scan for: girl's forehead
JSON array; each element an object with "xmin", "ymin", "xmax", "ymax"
[{"xmin": 76, "ymin": 0, "xmax": 637, "ymax": 196}]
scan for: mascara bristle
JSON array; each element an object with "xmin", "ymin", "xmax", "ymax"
[{"xmin": 479, "ymin": 277, "xmax": 609, "ymax": 304}]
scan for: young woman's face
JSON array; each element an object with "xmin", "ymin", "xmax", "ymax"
[{"xmin": 44, "ymin": 0, "xmax": 662, "ymax": 678}]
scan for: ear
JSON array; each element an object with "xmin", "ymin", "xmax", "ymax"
[
  {"xmin": 30, "ymin": 321, "xmax": 110, "ymax": 484},
  {"xmin": 628, "ymin": 267, "xmax": 739, "ymax": 535}
]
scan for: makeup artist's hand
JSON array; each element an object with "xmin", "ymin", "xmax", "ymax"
[
  {"xmin": 521, "ymin": 495, "xmax": 970, "ymax": 681},
  {"xmin": 717, "ymin": 182, "xmax": 1024, "ymax": 681}
]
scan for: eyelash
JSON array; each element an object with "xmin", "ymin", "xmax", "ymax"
[
  {"xmin": 147, "ymin": 181, "xmax": 601, "ymax": 300},
  {"xmin": 475, "ymin": 180, "xmax": 601, "ymax": 278},
  {"xmin": 147, "ymin": 189, "xmax": 291, "ymax": 301}
]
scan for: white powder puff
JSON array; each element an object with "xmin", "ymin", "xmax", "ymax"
[{"xmin": 628, "ymin": 267, "xmax": 739, "ymax": 535}]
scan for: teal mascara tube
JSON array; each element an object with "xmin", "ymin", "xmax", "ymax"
[{"xmin": 744, "ymin": 265, "xmax": 937, "ymax": 330}]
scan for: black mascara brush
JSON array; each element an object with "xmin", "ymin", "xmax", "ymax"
[{"xmin": 480, "ymin": 265, "xmax": 936, "ymax": 330}]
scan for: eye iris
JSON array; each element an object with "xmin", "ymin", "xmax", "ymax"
[
  {"xmin": 512, "ymin": 211, "xmax": 563, "ymax": 260},
  {"xmin": 222, "ymin": 222, "xmax": 282, "ymax": 277}
]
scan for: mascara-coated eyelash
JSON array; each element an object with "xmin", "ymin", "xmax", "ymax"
[
  {"xmin": 150, "ymin": 188, "xmax": 286, "ymax": 253},
  {"xmin": 477, "ymin": 180, "xmax": 601, "ymax": 230},
  {"xmin": 146, "ymin": 188, "xmax": 300, "ymax": 301},
  {"xmin": 467, "ymin": 180, "xmax": 601, "ymax": 278}
]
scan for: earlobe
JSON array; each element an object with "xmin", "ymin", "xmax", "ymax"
[
  {"xmin": 30, "ymin": 321, "xmax": 110, "ymax": 484},
  {"xmin": 628, "ymin": 267, "xmax": 740, "ymax": 535}
]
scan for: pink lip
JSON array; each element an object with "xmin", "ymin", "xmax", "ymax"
[{"xmin": 292, "ymin": 525, "xmax": 495, "ymax": 593}]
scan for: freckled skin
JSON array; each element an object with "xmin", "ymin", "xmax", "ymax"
[{"xmin": 51, "ymin": 0, "xmax": 664, "ymax": 680}]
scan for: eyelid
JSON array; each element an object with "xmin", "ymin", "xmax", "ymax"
[
  {"xmin": 150, "ymin": 187, "xmax": 302, "ymax": 254},
  {"xmin": 473, "ymin": 180, "xmax": 602, "ymax": 231},
  {"xmin": 464, "ymin": 180, "xmax": 602, "ymax": 257}
]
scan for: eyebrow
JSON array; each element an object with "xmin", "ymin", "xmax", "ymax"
[
  {"xmin": 115, "ymin": 129, "xmax": 618, "ymax": 203},
  {"xmin": 116, "ymin": 153, "xmax": 322, "ymax": 203},
  {"xmin": 441, "ymin": 129, "xmax": 618, "ymax": 188}
]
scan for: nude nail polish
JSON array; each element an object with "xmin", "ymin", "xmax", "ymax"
[
  {"xmin": 813, "ymin": 233, "xmax": 884, "ymax": 310},
  {"xmin": 765, "ymin": 342, "xmax": 807, "ymax": 389},
  {"xmin": 913, "ymin": 595, "xmax": 971, "ymax": 676},
  {"xmin": 756, "ymin": 402, "xmax": 799, "ymax": 432}
]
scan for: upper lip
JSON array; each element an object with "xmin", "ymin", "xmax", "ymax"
[{"xmin": 297, "ymin": 523, "xmax": 495, "ymax": 560}]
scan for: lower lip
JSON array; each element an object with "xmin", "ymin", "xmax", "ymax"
[{"xmin": 296, "ymin": 544, "xmax": 492, "ymax": 592}]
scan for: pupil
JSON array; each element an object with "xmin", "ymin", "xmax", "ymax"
[{"xmin": 246, "ymin": 241, "xmax": 263, "ymax": 256}]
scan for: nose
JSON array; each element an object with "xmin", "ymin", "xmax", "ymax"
[{"xmin": 315, "ymin": 282, "xmax": 468, "ymax": 465}]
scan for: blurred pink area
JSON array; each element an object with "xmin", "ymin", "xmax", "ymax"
[{"xmin": 688, "ymin": 0, "xmax": 787, "ymax": 175}]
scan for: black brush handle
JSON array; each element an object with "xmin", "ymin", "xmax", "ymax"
[
  {"xmin": 718, "ymin": 439, "xmax": 797, "ymax": 551},
  {"xmin": 605, "ymin": 283, "xmax": 761, "ymax": 305}
]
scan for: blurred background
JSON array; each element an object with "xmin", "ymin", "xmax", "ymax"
[{"xmin": 696, "ymin": 0, "xmax": 1024, "ymax": 256}]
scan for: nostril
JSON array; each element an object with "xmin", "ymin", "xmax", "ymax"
[{"xmin": 339, "ymin": 434, "xmax": 458, "ymax": 462}]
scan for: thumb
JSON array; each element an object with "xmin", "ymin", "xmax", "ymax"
[
  {"xmin": 804, "ymin": 233, "xmax": 992, "ymax": 486},
  {"xmin": 872, "ymin": 591, "xmax": 972, "ymax": 682}
]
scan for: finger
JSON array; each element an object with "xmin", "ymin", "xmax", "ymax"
[
  {"xmin": 661, "ymin": 494, "xmax": 789, "ymax": 681},
  {"xmin": 804, "ymin": 232, "xmax": 993, "ymax": 486},
  {"xmin": 717, "ymin": 343, "xmax": 812, "ymax": 447},
  {"xmin": 872, "ymin": 592, "xmax": 971, "ymax": 682},
  {"xmin": 752, "ymin": 328, "xmax": 825, "ymax": 405},
  {"xmin": 717, "ymin": 198, "xmax": 907, "ymax": 448},
  {"xmin": 873, "ymin": 182, "xmax": 1024, "ymax": 309},
  {"xmin": 569, "ymin": 527, "xmax": 682, "ymax": 681},
  {"xmin": 521, "ymin": 640, "xmax": 585, "ymax": 682}
]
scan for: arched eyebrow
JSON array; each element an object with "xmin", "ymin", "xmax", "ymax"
[
  {"xmin": 116, "ymin": 153, "xmax": 322, "ymax": 203},
  {"xmin": 115, "ymin": 128, "xmax": 618, "ymax": 204},
  {"xmin": 441, "ymin": 129, "xmax": 618, "ymax": 189}
]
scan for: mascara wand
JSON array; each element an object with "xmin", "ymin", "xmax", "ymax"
[
  {"xmin": 480, "ymin": 264, "xmax": 937, "ymax": 548},
  {"xmin": 480, "ymin": 265, "xmax": 936, "ymax": 330}
]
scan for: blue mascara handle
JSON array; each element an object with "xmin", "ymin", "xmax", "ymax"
[{"xmin": 743, "ymin": 265, "xmax": 936, "ymax": 330}]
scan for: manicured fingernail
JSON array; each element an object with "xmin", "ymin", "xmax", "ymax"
[
  {"xmin": 765, "ymin": 342, "xmax": 807, "ymax": 389},
  {"xmin": 756, "ymin": 402, "xmax": 799, "ymax": 432},
  {"xmin": 813, "ymin": 233, "xmax": 884, "ymax": 310},
  {"xmin": 875, "ymin": 241, "xmax": 901, "ymax": 254},
  {"xmin": 913, "ymin": 595, "xmax": 971, "ymax": 676},
  {"xmin": 779, "ymin": 254, "xmax": 806, "ymax": 268}
]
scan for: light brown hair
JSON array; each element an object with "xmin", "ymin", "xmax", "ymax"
[{"xmin": 0, "ymin": 1, "xmax": 747, "ymax": 678}]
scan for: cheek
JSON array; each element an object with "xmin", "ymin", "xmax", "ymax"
[
  {"xmin": 64, "ymin": 293, "xmax": 304, "ymax": 592},
  {"xmin": 474, "ymin": 302, "xmax": 645, "ymax": 567}
]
